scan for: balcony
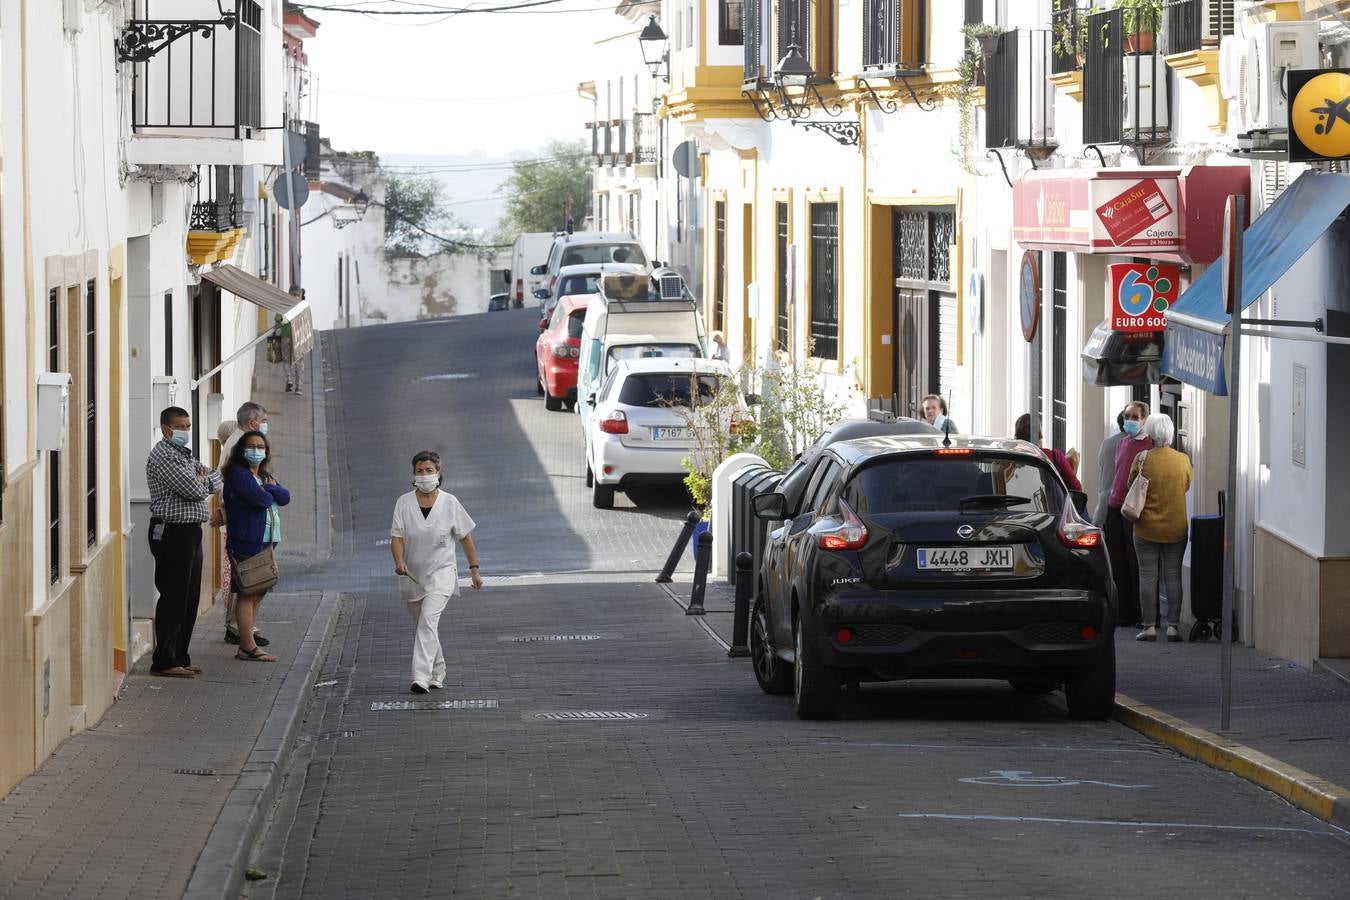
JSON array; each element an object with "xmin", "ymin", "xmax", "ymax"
[
  {"xmin": 984, "ymin": 30, "xmax": 1056, "ymax": 155},
  {"xmin": 1083, "ymin": 7, "xmax": 1171, "ymax": 148},
  {"xmin": 1162, "ymin": 0, "xmax": 1234, "ymax": 55},
  {"xmin": 633, "ymin": 112, "xmax": 659, "ymax": 166},
  {"xmin": 121, "ymin": 0, "xmax": 278, "ymax": 166},
  {"xmin": 186, "ymin": 165, "xmax": 246, "ymax": 266}
]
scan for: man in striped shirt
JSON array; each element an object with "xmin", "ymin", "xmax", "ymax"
[{"xmin": 146, "ymin": 406, "xmax": 222, "ymax": 678}]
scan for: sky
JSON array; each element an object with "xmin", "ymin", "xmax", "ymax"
[{"xmin": 301, "ymin": 0, "xmax": 651, "ymax": 159}]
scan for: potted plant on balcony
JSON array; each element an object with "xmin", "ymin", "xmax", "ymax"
[
  {"xmin": 957, "ymin": 24, "xmax": 1006, "ymax": 174},
  {"xmin": 1119, "ymin": 0, "xmax": 1163, "ymax": 54}
]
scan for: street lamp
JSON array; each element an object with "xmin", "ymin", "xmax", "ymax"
[
  {"xmin": 771, "ymin": 44, "xmax": 842, "ymax": 119},
  {"xmin": 638, "ymin": 15, "xmax": 669, "ymax": 81}
]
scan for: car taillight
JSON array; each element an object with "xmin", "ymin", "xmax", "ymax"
[
  {"xmin": 934, "ymin": 448, "xmax": 974, "ymax": 456},
  {"xmin": 599, "ymin": 410, "xmax": 629, "ymax": 434},
  {"xmin": 552, "ymin": 344, "xmax": 571, "ymax": 358},
  {"xmin": 515, "ymin": 278, "xmax": 523, "ymax": 302},
  {"xmin": 1058, "ymin": 502, "xmax": 1102, "ymax": 549},
  {"xmin": 569, "ymin": 346, "xmax": 580, "ymax": 358},
  {"xmin": 729, "ymin": 413, "xmax": 752, "ymax": 435},
  {"xmin": 817, "ymin": 501, "xmax": 868, "ymax": 551}
]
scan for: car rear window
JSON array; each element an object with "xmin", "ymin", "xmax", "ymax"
[
  {"xmin": 567, "ymin": 311, "xmax": 585, "ymax": 339},
  {"xmin": 561, "ymin": 244, "xmax": 648, "ymax": 267},
  {"xmin": 845, "ymin": 455, "xmax": 1066, "ymax": 515},
  {"xmin": 607, "ymin": 343, "xmax": 699, "ymax": 365},
  {"xmin": 617, "ymin": 373, "xmax": 722, "ymax": 408},
  {"xmin": 558, "ymin": 274, "xmax": 601, "ymax": 297}
]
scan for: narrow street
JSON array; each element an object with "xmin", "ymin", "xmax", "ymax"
[{"xmin": 246, "ymin": 311, "xmax": 1350, "ymax": 899}]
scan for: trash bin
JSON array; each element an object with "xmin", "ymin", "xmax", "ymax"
[
  {"xmin": 1188, "ymin": 493, "xmax": 1227, "ymax": 642},
  {"xmin": 730, "ymin": 466, "xmax": 782, "ymax": 586}
]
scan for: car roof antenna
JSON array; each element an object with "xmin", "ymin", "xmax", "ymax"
[{"xmin": 941, "ymin": 414, "xmax": 953, "ymax": 448}]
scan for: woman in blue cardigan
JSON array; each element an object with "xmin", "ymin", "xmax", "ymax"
[{"xmin": 222, "ymin": 430, "xmax": 290, "ymax": 662}]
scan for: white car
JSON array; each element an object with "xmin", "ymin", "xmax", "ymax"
[{"xmin": 584, "ymin": 357, "xmax": 737, "ymax": 509}]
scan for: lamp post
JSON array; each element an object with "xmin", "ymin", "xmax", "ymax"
[{"xmin": 638, "ymin": 15, "xmax": 669, "ymax": 82}]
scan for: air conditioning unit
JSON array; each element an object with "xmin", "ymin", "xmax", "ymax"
[
  {"xmin": 1124, "ymin": 54, "xmax": 1170, "ymax": 135},
  {"xmin": 1200, "ymin": 0, "xmax": 1236, "ymax": 47},
  {"xmin": 1243, "ymin": 21, "xmax": 1320, "ymax": 132}
]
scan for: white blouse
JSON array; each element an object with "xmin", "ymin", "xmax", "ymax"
[{"xmin": 390, "ymin": 490, "xmax": 476, "ymax": 599}]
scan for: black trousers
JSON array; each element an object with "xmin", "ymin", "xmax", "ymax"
[
  {"xmin": 1105, "ymin": 506, "xmax": 1154, "ymax": 627},
  {"xmin": 149, "ymin": 520, "xmax": 204, "ymax": 671}
]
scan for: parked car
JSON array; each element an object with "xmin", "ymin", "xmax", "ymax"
[
  {"xmin": 535, "ymin": 294, "xmax": 589, "ymax": 411},
  {"xmin": 511, "ymin": 232, "xmax": 555, "ymax": 308},
  {"xmin": 537, "ymin": 262, "xmax": 646, "ymax": 320},
  {"xmin": 536, "ymin": 231, "xmax": 650, "ymax": 298},
  {"xmin": 750, "ymin": 434, "xmax": 1114, "ymax": 721},
  {"xmin": 583, "ymin": 357, "xmax": 735, "ymax": 510},
  {"xmin": 487, "ymin": 292, "xmax": 510, "ymax": 311}
]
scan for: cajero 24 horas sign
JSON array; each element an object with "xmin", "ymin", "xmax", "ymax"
[
  {"xmin": 1013, "ymin": 169, "xmax": 1180, "ymax": 253},
  {"xmin": 1109, "ymin": 262, "xmax": 1179, "ymax": 332}
]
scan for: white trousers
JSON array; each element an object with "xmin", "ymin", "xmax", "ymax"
[{"xmin": 405, "ymin": 592, "xmax": 449, "ymax": 688}]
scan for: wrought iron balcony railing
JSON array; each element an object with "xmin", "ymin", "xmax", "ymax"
[
  {"xmin": 124, "ymin": 0, "xmax": 264, "ymax": 138},
  {"xmin": 1162, "ymin": 0, "xmax": 1235, "ymax": 55},
  {"xmin": 743, "ymin": 0, "xmax": 765, "ymax": 83},
  {"xmin": 633, "ymin": 112, "xmax": 658, "ymax": 164},
  {"xmin": 985, "ymin": 30, "xmax": 1056, "ymax": 152},
  {"xmin": 1050, "ymin": 0, "xmax": 1082, "ymax": 75},
  {"xmin": 1083, "ymin": 6, "xmax": 1171, "ymax": 147}
]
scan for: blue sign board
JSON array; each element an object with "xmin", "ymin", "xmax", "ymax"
[{"xmin": 1162, "ymin": 322, "xmax": 1228, "ymax": 395}]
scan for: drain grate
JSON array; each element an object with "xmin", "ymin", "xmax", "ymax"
[
  {"xmin": 502, "ymin": 634, "xmax": 605, "ymax": 643},
  {"xmin": 533, "ymin": 711, "xmax": 649, "ymax": 721},
  {"xmin": 370, "ymin": 699, "xmax": 499, "ymax": 711},
  {"xmin": 173, "ymin": 768, "xmax": 217, "ymax": 776}
]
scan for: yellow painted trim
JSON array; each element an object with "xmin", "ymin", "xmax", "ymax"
[
  {"xmin": 1115, "ymin": 695, "xmax": 1350, "ymax": 828},
  {"xmin": 1166, "ymin": 50, "xmax": 1226, "ymax": 134},
  {"xmin": 1048, "ymin": 70, "xmax": 1084, "ymax": 103},
  {"xmin": 707, "ymin": 188, "xmax": 728, "ymax": 332},
  {"xmin": 867, "ymin": 193, "xmax": 959, "ymax": 208},
  {"xmin": 803, "ymin": 188, "xmax": 844, "ymax": 374}
]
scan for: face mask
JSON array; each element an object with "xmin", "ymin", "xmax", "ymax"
[
  {"xmin": 933, "ymin": 414, "xmax": 948, "ymax": 430},
  {"xmin": 243, "ymin": 449, "xmax": 267, "ymax": 466},
  {"xmin": 414, "ymin": 475, "xmax": 440, "ymax": 493},
  {"xmin": 1123, "ymin": 420, "xmax": 1142, "ymax": 436},
  {"xmin": 259, "ymin": 422, "xmax": 269, "ymax": 436},
  {"xmin": 169, "ymin": 429, "xmax": 191, "ymax": 447}
]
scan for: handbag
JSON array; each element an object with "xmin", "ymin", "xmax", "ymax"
[
  {"xmin": 1121, "ymin": 450, "xmax": 1151, "ymax": 522},
  {"xmin": 233, "ymin": 545, "xmax": 279, "ymax": 594}
]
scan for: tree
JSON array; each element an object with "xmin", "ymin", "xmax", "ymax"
[
  {"xmin": 500, "ymin": 140, "xmax": 590, "ymax": 235},
  {"xmin": 384, "ymin": 173, "xmax": 454, "ymax": 255}
]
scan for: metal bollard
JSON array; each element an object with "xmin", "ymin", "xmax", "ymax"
[
  {"xmin": 728, "ymin": 551, "xmax": 753, "ymax": 658},
  {"xmin": 656, "ymin": 510, "xmax": 702, "ymax": 583},
  {"xmin": 687, "ymin": 530, "xmax": 712, "ymax": 615}
]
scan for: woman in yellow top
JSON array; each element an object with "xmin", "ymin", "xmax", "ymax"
[{"xmin": 1127, "ymin": 414, "xmax": 1193, "ymax": 642}]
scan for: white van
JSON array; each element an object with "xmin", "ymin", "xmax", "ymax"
[
  {"xmin": 575, "ymin": 269, "xmax": 706, "ymax": 433},
  {"xmin": 510, "ymin": 232, "xmax": 555, "ymax": 308}
]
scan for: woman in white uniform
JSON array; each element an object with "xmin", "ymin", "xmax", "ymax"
[{"xmin": 390, "ymin": 450, "xmax": 483, "ymax": 694}]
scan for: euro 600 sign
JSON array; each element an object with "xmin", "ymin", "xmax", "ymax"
[{"xmin": 1109, "ymin": 262, "xmax": 1179, "ymax": 332}]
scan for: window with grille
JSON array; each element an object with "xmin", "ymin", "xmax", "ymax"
[
  {"xmin": 48, "ymin": 288, "xmax": 62, "ymax": 584},
  {"xmin": 862, "ymin": 0, "xmax": 926, "ymax": 70},
  {"xmin": 720, "ymin": 0, "xmax": 744, "ymax": 44},
  {"xmin": 86, "ymin": 279, "xmax": 97, "ymax": 547},
  {"xmin": 808, "ymin": 202, "xmax": 839, "ymax": 361},
  {"xmin": 163, "ymin": 291, "xmax": 174, "ymax": 375},
  {"xmin": 775, "ymin": 202, "xmax": 790, "ymax": 353},
  {"xmin": 1050, "ymin": 252, "xmax": 1068, "ymax": 452},
  {"xmin": 714, "ymin": 201, "xmax": 727, "ymax": 331},
  {"xmin": 777, "ymin": 0, "xmax": 811, "ymax": 62}
]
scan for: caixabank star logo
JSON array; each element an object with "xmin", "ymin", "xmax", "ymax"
[{"xmin": 1289, "ymin": 69, "xmax": 1350, "ymax": 163}]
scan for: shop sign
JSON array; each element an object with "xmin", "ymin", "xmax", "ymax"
[
  {"xmin": 1288, "ymin": 69, "xmax": 1350, "ymax": 163},
  {"xmin": 1013, "ymin": 170, "xmax": 1182, "ymax": 253},
  {"xmin": 1019, "ymin": 251, "xmax": 1040, "ymax": 342},
  {"xmin": 1094, "ymin": 179, "xmax": 1177, "ymax": 249},
  {"xmin": 1109, "ymin": 262, "xmax": 1179, "ymax": 332}
]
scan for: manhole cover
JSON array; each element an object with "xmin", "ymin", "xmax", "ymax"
[
  {"xmin": 501, "ymin": 634, "xmax": 606, "ymax": 643},
  {"xmin": 173, "ymin": 768, "xmax": 218, "ymax": 776},
  {"xmin": 370, "ymin": 699, "xmax": 499, "ymax": 711},
  {"xmin": 533, "ymin": 711, "xmax": 649, "ymax": 721}
]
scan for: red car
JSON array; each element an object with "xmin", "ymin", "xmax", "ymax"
[{"xmin": 535, "ymin": 293, "xmax": 589, "ymax": 411}]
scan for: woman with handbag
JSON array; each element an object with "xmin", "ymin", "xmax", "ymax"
[
  {"xmin": 222, "ymin": 431, "xmax": 290, "ymax": 662},
  {"xmin": 1123, "ymin": 414, "xmax": 1192, "ymax": 643}
]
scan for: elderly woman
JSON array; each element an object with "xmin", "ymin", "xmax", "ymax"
[
  {"xmin": 1126, "ymin": 414, "xmax": 1193, "ymax": 642},
  {"xmin": 390, "ymin": 451, "xmax": 483, "ymax": 694}
]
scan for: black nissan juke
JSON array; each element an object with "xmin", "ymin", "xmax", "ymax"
[{"xmin": 750, "ymin": 434, "xmax": 1115, "ymax": 721}]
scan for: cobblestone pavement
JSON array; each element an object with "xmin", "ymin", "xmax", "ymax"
[{"xmin": 248, "ymin": 309, "xmax": 1350, "ymax": 899}]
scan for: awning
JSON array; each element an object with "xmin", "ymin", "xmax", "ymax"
[
  {"xmin": 1081, "ymin": 321, "xmax": 1164, "ymax": 386},
  {"xmin": 202, "ymin": 264, "xmax": 299, "ymax": 314},
  {"xmin": 1161, "ymin": 172, "xmax": 1350, "ymax": 394}
]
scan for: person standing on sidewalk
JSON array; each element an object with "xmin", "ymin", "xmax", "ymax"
[
  {"xmin": 1014, "ymin": 413, "xmax": 1082, "ymax": 493},
  {"xmin": 146, "ymin": 407, "xmax": 222, "ymax": 679},
  {"xmin": 222, "ymin": 431, "xmax": 290, "ymax": 662},
  {"xmin": 1093, "ymin": 409, "xmax": 1128, "ymax": 527},
  {"xmin": 390, "ymin": 451, "xmax": 483, "ymax": 694},
  {"xmin": 1106, "ymin": 401, "xmax": 1152, "ymax": 628},
  {"xmin": 1127, "ymin": 414, "xmax": 1193, "ymax": 642},
  {"xmin": 920, "ymin": 394, "xmax": 959, "ymax": 433},
  {"xmin": 216, "ymin": 402, "xmax": 272, "ymax": 648}
]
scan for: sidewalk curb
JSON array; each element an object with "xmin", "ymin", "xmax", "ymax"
[
  {"xmin": 1113, "ymin": 694, "xmax": 1350, "ymax": 830},
  {"xmin": 183, "ymin": 590, "xmax": 340, "ymax": 900},
  {"xmin": 308, "ymin": 336, "xmax": 333, "ymax": 562}
]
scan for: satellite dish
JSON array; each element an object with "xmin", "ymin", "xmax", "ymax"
[
  {"xmin": 273, "ymin": 170, "xmax": 310, "ymax": 210},
  {"xmin": 672, "ymin": 141, "xmax": 700, "ymax": 178}
]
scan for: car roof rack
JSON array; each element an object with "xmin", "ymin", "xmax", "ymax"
[{"xmin": 598, "ymin": 267, "xmax": 696, "ymax": 313}]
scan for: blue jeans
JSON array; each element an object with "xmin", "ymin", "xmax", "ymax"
[{"xmin": 1133, "ymin": 534, "xmax": 1186, "ymax": 627}]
